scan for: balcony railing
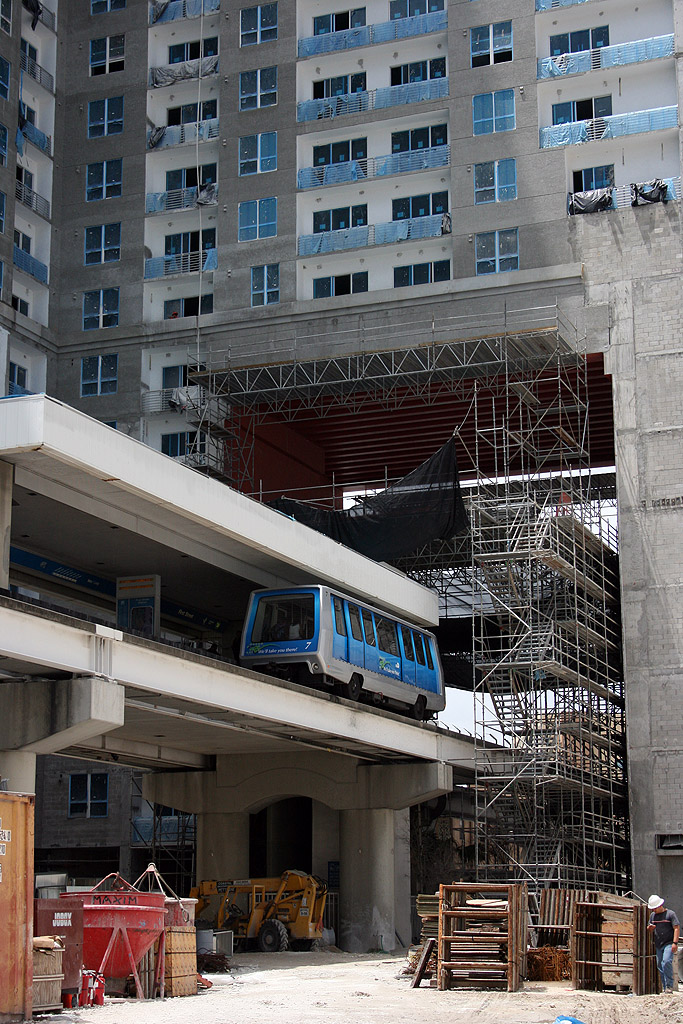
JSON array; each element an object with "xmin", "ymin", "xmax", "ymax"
[
  {"xmin": 149, "ymin": 54, "xmax": 219, "ymax": 88},
  {"xmin": 536, "ymin": 0, "xmax": 595, "ymax": 9},
  {"xmin": 21, "ymin": 120, "xmax": 52, "ymax": 156},
  {"xmin": 147, "ymin": 118, "xmax": 219, "ymax": 150},
  {"xmin": 297, "ymin": 213, "xmax": 446, "ymax": 255},
  {"xmin": 297, "ymin": 77, "xmax": 448, "ymax": 122},
  {"xmin": 150, "ymin": 0, "xmax": 219, "ymax": 25},
  {"xmin": 20, "ymin": 51, "xmax": 54, "ymax": 92},
  {"xmin": 567, "ymin": 175, "xmax": 680, "ymax": 214},
  {"xmin": 13, "ymin": 245, "xmax": 48, "ymax": 284},
  {"xmin": 23, "ymin": 0, "xmax": 56, "ymax": 30},
  {"xmin": 297, "ymin": 145, "xmax": 450, "ymax": 189},
  {"xmin": 538, "ymin": 34, "xmax": 674, "ymax": 79},
  {"xmin": 539, "ymin": 105, "xmax": 678, "ymax": 148},
  {"xmin": 141, "ymin": 384, "xmax": 205, "ymax": 414},
  {"xmin": 144, "ymin": 248, "xmax": 217, "ymax": 279},
  {"xmin": 7, "ymin": 382, "xmax": 34, "ymax": 396},
  {"xmin": 146, "ymin": 184, "xmax": 218, "ymax": 213},
  {"xmin": 15, "ymin": 179, "xmax": 50, "ymax": 220},
  {"xmin": 298, "ymin": 9, "xmax": 446, "ymax": 58}
]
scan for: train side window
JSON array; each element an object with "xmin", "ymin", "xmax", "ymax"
[
  {"xmin": 424, "ymin": 636, "xmax": 434, "ymax": 670},
  {"xmin": 376, "ymin": 616, "xmax": 399, "ymax": 656},
  {"xmin": 333, "ymin": 596, "xmax": 347, "ymax": 635},
  {"xmin": 414, "ymin": 632, "xmax": 426, "ymax": 666},
  {"xmin": 361, "ymin": 608, "xmax": 376, "ymax": 646},
  {"xmin": 400, "ymin": 625, "xmax": 415, "ymax": 661},
  {"xmin": 347, "ymin": 603, "xmax": 363, "ymax": 642}
]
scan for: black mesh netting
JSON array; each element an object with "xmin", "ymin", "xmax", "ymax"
[{"xmin": 270, "ymin": 437, "xmax": 469, "ymax": 562}]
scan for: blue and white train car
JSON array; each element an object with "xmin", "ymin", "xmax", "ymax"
[{"xmin": 240, "ymin": 585, "xmax": 445, "ymax": 720}]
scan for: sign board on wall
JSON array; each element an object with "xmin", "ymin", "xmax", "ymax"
[{"xmin": 116, "ymin": 575, "xmax": 161, "ymax": 637}]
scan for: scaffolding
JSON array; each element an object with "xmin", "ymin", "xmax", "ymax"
[{"xmin": 182, "ymin": 303, "xmax": 628, "ymax": 892}]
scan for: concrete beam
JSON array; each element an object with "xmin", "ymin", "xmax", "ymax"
[
  {"xmin": 0, "ymin": 676, "xmax": 125, "ymax": 754},
  {"xmin": 67, "ymin": 734, "xmax": 211, "ymax": 770}
]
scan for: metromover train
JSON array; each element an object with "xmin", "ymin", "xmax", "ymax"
[{"xmin": 240, "ymin": 585, "xmax": 445, "ymax": 720}]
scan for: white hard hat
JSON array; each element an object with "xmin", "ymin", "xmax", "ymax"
[{"xmin": 648, "ymin": 894, "xmax": 665, "ymax": 910}]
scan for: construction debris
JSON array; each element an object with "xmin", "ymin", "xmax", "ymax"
[
  {"xmin": 197, "ymin": 952, "xmax": 231, "ymax": 974},
  {"xmin": 526, "ymin": 946, "xmax": 571, "ymax": 981}
]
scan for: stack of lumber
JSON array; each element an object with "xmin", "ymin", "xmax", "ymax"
[{"xmin": 416, "ymin": 893, "xmax": 439, "ymax": 944}]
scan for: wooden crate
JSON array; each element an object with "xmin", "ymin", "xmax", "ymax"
[
  {"xmin": 165, "ymin": 973, "xmax": 198, "ymax": 998},
  {"xmin": 33, "ymin": 947, "xmax": 64, "ymax": 1012},
  {"xmin": 165, "ymin": 927, "xmax": 196, "ymax": 954},
  {"xmin": 165, "ymin": 951, "xmax": 197, "ymax": 979}
]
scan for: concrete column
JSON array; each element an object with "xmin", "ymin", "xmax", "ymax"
[
  {"xmin": 196, "ymin": 811, "xmax": 250, "ymax": 881},
  {"xmin": 0, "ymin": 751, "xmax": 37, "ymax": 794},
  {"xmin": 394, "ymin": 808, "xmax": 412, "ymax": 948},
  {"xmin": 0, "ymin": 460, "xmax": 12, "ymax": 590},
  {"xmin": 339, "ymin": 808, "xmax": 395, "ymax": 953}
]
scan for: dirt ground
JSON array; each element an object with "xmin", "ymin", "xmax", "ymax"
[{"xmin": 37, "ymin": 949, "xmax": 683, "ymax": 1024}]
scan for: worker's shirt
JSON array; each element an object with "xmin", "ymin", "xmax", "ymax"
[{"xmin": 649, "ymin": 908, "xmax": 680, "ymax": 948}]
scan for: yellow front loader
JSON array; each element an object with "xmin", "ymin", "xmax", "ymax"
[{"xmin": 190, "ymin": 869, "xmax": 328, "ymax": 952}]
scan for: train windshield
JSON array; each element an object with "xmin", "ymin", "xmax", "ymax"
[{"xmin": 251, "ymin": 593, "xmax": 316, "ymax": 643}]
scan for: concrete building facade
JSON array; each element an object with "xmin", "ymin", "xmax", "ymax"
[{"xmin": 0, "ymin": 0, "xmax": 682, "ymax": 910}]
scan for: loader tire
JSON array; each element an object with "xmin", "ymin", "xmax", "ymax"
[{"xmin": 258, "ymin": 918, "xmax": 289, "ymax": 953}]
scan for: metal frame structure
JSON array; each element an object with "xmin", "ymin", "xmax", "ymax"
[{"xmin": 183, "ymin": 304, "xmax": 628, "ymax": 892}]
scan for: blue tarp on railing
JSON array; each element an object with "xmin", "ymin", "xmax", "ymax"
[{"xmin": 298, "ymin": 225, "xmax": 370, "ymax": 256}]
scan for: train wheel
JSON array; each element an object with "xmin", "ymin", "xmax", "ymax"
[
  {"xmin": 340, "ymin": 674, "xmax": 362, "ymax": 701},
  {"xmin": 411, "ymin": 695, "xmax": 427, "ymax": 721}
]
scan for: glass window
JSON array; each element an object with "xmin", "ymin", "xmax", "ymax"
[
  {"xmin": 313, "ymin": 272, "xmax": 367, "ymax": 298},
  {"xmin": 0, "ymin": 190, "xmax": 4, "ymax": 233},
  {"xmin": 241, "ymin": 3, "xmax": 277, "ymax": 45},
  {"xmin": 86, "ymin": 159, "xmax": 122, "ymax": 201},
  {"xmin": 424, "ymin": 636, "xmax": 434, "ymax": 670},
  {"xmin": 239, "ymin": 131, "xmax": 277, "ymax": 175},
  {"xmin": 413, "ymin": 632, "xmax": 426, "ymax": 666},
  {"xmin": 471, "ymin": 21, "xmax": 512, "ymax": 67},
  {"xmin": 238, "ymin": 197, "xmax": 277, "ymax": 241},
  {"xmin": 390, "ymin": 0, "xmax": 443, "ymax": 17},
  {"xmin": 81, "ymin": 353, "xmax": 118, "ymax": 397},
  {"xmin": 88, "ymin": 97, "xmax": 124, "ymax": 137},
  {"xmin": 0, "ymin": 55, "xmax": 9, "ymax": 100},
  {"xmin": 550, "ymin": 26, "xmax": 609, "ymax": 55},
  {"xmin": 361, "ymin": 609, "xmax": 376, "ymax": 645},
  {"xmin": 375, "ymin": 616, "xmax": 399, "ymax": 656},
  {"xmin": 92, "ymin": 0, "xmax": 126, "ymax": 11},
  {"xmin": 394, "ymin": 260, "xmax": 450, "ymax": 287},
  {"xmin": 473, "ymin": 89, "xmax": 515, "ymax": 135},
  {"xmin": 475, "ymin": 228, "xmax": 519, "ymax": 275},
  {"xmin": 90, "ymin": 35, "xmax": 125, "ymax": 75},
  {"xmin": 348, "ymin": 605, "xmax": 363, "ymax": 642},
  {"xmin": 251, "ymin": 593, "xmax": 316, "ymax": 643},
  {"xmin": 333, "ymin": 596, "xmax": 347, "ymax": 635},
  {"xmin": 400, "ymin": 625, "xmax": 415, "ymax": 661},
  {"xmin": 240, "ymin": 66, "xmax": 277, "ymax": 110},
  {"xmin": 84, "ymin": 222, "xmax": 121, "ymax": 264},
  {"xmin": 0, "ymin": 123, "xmax": 6, "ymax": 166},
  {"xmin": 474, "ymin": 158, "xmax": 516, "ymax": 203},
  {"xmin": 164, "ymin": 295, "xmax": 213, "ymax": 319},
  {"xmin": 251, "ymin": 263, "xmax": 279, "ymax": 305},
  {"xmin": 1, "ymin": 0, "xmax": 11, "ymax": 34},
  {"xmin": 572, "ymin": 164, "xmax": 614, "ymax": 191},
  {"xmin": 82, "ymin": 291, "xmax": 120, "ymax": 332}
]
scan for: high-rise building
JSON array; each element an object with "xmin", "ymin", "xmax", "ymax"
[{"xmin": 1, "ymin": 0, "xmax": 682, "ymax": 905}]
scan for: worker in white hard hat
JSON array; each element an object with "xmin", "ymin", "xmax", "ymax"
[{"xmin": 647, "ymin": 894, "xmax": 680, "ymax": 993}]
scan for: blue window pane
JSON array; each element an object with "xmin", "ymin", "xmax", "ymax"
[
  {"xmin": 238, "ymin": 200, "xmax": 257, "ymax": 241},
  {"xmin": 494, "ymin": 90, "xmax": 515, "ymax": 131},
  {"xmin": 88, "ymin": 100, "xmax": 105, "ymax": 137},
  {"xmin": 497, "ymin": 158, "xmax": 517, "ymax": 201},
  {"xmin": 473, "ymin": 93, "xmax": 493, "ymax": 135},
  {"xmin": 258, "ymin": 197, "xmax": 277, "ymax": 237},
  {"xmin": 260, "ymin": 131, "xmax": 277, "ymax": 171},
  {"xmin": 475, "ymin": 232, "xmax": 496, "ymax": 275}
]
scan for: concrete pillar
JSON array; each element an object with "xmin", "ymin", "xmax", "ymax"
[
  {"xmin": 394, "ymin": 808, "xmax": 412, "ymax": 948},
  {"xmin": 196, "ymin": 811, "xmax": 250, "ymax": 881},
  {"xmin": 0, "ymin": 751, "xmax": 36, "ymax": 794},
  {"xmin": 339, "ymin": 808, "xmax": 395, "ymax": 953},
  {"xmin": 0, "ymin": 460, "xmax": 12, "ymax": 590}
]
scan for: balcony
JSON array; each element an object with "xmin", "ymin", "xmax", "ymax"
[
  {"xmin": 538, "ymin": 34, "xmax": 674, "ymax": 79},
  {"xmin": 149, "ymin": 54, "xmax": 219, "ymax": 89},
  {"xmin": 141, "ymin": 384, "xmax": 205, "ymax": 415},
  {"xmin": 146, "ymin": 184, "xmax": 218, "ymax": 214},
  {"xmin": 15, "ymin": 180, "xmax": 51, "ymax": 220},
  {"xmin": 13, "ymin": 245, "xmax": 48, "ymax": 284},
  {"xmin": 6, "ymin": 382, "xmax": 34, "ymax": 396},
  {"xmin": 20, "ymin": 121, "xmax": 52, "ymax": 156},
  {"xmin": 144, "ymin": 248, "xmax": 217, "ymax": 279},
  {"xmin": 297, "ymin": 145, "xmax": 450, "ymax": 189},
  {"xmin": 297, "ymin": 77, "xmax": 448, "ymax": 122},
  {"xmin": 149, "ymin": 0, "xmax": 219, "ymax": 25},
  {"xmin": 297, "ymin": 213, "xmax": 446, "ymax": 255},
  {"xmin": 20, "ymin": 51, "xmax": 54, "ymax": 93},
  {"xmin": 147, "ymin": 118, "xmax": 219, "ymax": 150},
  {"xmin": 298, "ymin": 9, "xmax": 447, "ymax": 58},
  {"xmin": 567, "ymin": 175, "xmax": 680, "ymax": 214},
  {"xmin": 539, "ymin": 105, "xmax": 678, "ymax": 148},
  {"xmin": 536, "ymin": 0, "xmax": 596, "ymax": 9},
  {"xmin": 23, "ymin": 0, "xmax": 55, "ymax": 31}
]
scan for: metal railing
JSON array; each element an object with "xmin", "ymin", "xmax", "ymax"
[
  {"xmin": 23, "ymin": 0, "xmax": 55, "ymax": 30},
  {"xmin": 149, "ymin": 0, "xmax": 219, "ymax": 25},
  {"xmin": 145, "ymin": 184, "xmax": 218, "ymax": 213},
  {"xmin": 297, "ymin": 145, "xmax": 449, "ymax": 189},
  {"xmin": 15, "ymin": 179, "xmax": 50, "ymax": 219},
  {"xmin": 567, "ymin": 175, "xmax": 680, "ymax": 214},
  {"xmin": 297, "ymin": 76, "xmax": 448, "ymax": 122},
  {"xmin": 20, "ymin": 51, "xmax": 54, "ymax": 92},
  {"xmin": 537, "ymin": 34, "xmax": 674, "ymax": 79},
  {"xmin": 147, "ymin": 117, "xmax": 219, "ymax": 150},
  {"xmin": 539, "ymin": 105, "xmax": 678, "ymax": 148},
  {"xmin": 536, "ymin": 0, "xmax": 595, "ymax": 9},
  {"xmin": 141, "ymin": 385, "xmax": 205, "ymax": 415},
  {"xmin": 7, "ymin": 382, "xmax": 33, "ymax": 396},
  {"xmin": 298, "ymin": 8, "xmax": 446, "ymax": 58},
  {"xmin": 13, "ymin": 245, "xmax": 48, "ymax": 284},
  {"xmin": 297, "ymin": 213, "xmax": 446, "ymax": 255},
  {"xmin": 144, "ymin": 248, "xmax": 217, "ymax": 279},
  {"xmin": 21, "ymin": 121, "xmax": 52, "ymax": 156}
]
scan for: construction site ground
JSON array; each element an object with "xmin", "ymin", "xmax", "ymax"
[{"xmin": 42, "ymin": 949, "xmax": 682, "ymax": 1024}]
